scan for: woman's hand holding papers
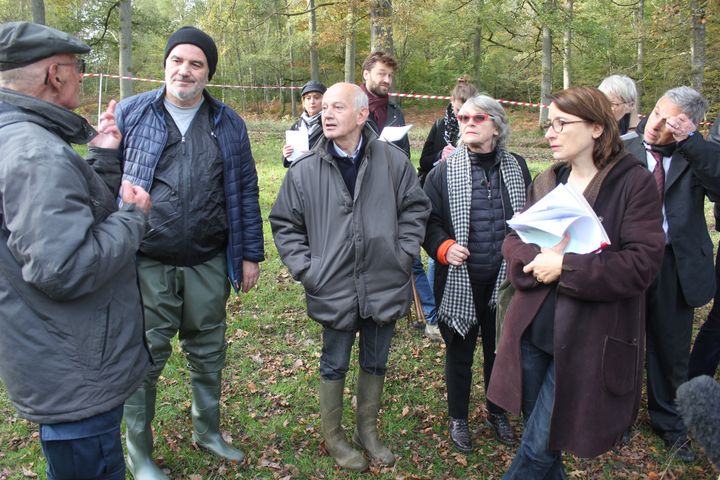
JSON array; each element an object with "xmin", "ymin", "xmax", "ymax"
[{"xmin": 523, "ymin": 234, "xmax": 570, "ymax": 284}]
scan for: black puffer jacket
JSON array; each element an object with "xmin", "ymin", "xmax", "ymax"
[
  {"xmin": 465, "ymin": 153, "xmax": 508, "ymax": 284},
  {"xmin": 423, "ymin": 148, "xmax": 531, "ymax": 303}
]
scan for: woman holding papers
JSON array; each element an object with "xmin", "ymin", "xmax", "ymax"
[
  {"xmin": 423, "ymin": 95, "xmax": 532, "ymax": 451},
  {"xmin": 488, "ymin": 86, "xmax": 665, "ymax": 479},
  {"xmin": 281, "ymin": 80, "xmax": 326, "ymax": 167}
]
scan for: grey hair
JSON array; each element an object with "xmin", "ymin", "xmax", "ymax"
[
  {"xmin": 459, "ymin": 94, "xmax": 509, "ymax": 148},
  {"xmin": 0, "ymin": 62, "xmax": 46, "ymax": 90},
  {"xmin": 598, "ymin": 74, "xmax": 638, "ymax": 105},
  {"xmin": 662, "ymin": 86, "xmax": 708, "ymax": 125},
  {"xmin": 354, "ymin": 85, "xmax": 369, "ymax": 111}
]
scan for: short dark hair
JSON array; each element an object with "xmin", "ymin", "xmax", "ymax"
[
  {"xmin": 547, "ymin": 86, "xmax": 623, "ymax": 169},
  {"xmin": 361, "ymin": 51, "xmax": 397, "ymax": 73}
]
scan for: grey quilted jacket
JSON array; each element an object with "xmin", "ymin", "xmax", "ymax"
[
  {"xmin": 0, "ymin": 88, "xmax": 149, "ymax": 424},
  {"xmin": 270, "ymin": 126, "xmax": 430, "ymax": 330}
]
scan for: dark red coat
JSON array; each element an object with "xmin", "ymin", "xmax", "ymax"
[{"xmin": 487, "ymin": 151, "xmax": 665, "ymax": 458}]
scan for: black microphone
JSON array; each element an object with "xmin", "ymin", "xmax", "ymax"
[{"xmin": 677, "ymin": 375, "xmax": 720, "ymax": 468}]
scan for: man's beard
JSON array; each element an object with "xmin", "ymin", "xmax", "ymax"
[{"xmin": 167, "ymin": 80, "xmax": 203, "ymax": 103}]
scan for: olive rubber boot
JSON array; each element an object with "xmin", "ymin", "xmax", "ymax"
[
  {"xmin": 190, "ymin": 371, "xmax": 245, "ymax": 463},
  {"xmin": 319, "ymin": 377, "xmax": 369, "ymax": 471},
  {"xmin": 352, "ymin": 370, "xmax": 395, "ymax": 466},
  {"xmin": 124, "ymin": 384, "xmax": 170, "ymax": 480}
]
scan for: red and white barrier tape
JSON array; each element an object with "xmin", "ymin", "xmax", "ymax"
[
  {"xmin": 82, "ymin": 72, "xmax": 717, "ymax": 123},
  {"xmin": 82, "ymin": 72, "xmax": 546, "ymax": 108}
]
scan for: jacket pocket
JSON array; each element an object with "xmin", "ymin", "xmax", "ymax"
[
  {"xmin": 601, "ymin": 336, "xmax": 638, "ymax": 397},
  {"xmin": 301, "ymin": 256, "xmax": 322, "ymax": 294}
]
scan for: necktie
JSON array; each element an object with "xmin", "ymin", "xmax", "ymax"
[{"xmin": 650, "ymin": 150, "xmax": 665, "ymax": 201}]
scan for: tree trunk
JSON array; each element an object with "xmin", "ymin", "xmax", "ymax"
[
  {"xmin": 370, "ymin": 0, "xmax": 393, "ymax": 55},
  {"xmin": 563, "ymin": 0, "xmax": 572, "ymax": 89},
  {"xmin": 308, "ymin": 0, "xmax": 320, "ymax": 81},
  {"xmin": 286, "ymin": 5, "xmax": 297, "ymax": 117},
  {"xmin": 636, "ymin": 0, "xmax": 644, "ymax": 112},
  {"xmin": 344, "ymin": 1, "xmax": 356, "ymax": 83},
  {"xmin": 690, "ymin": 0, "xmax": 705, "ymax": 91},
  {"xmin": 539, "ymin": 22, "xmax": 552, "ymax": 125},
  {"xmin": 31, "ymin": 0, "xmax": 45, "ymax": 25},
  {"xmin": 473, "ymin": 12, "xmax": 482, "ymax": 89},
  {"xmin": 119, "ymin": 0, "xmax": 133, "ymax": 99}
]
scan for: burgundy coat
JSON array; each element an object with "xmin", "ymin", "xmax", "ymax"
[{"xmin": 487, "ymin": 151, "xmax": 665, "ymax": 458}]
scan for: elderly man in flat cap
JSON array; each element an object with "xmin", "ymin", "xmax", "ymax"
[
  {"xmin": 0, "ymin": 22, "xmax": 151, "ymax": 479},
  {"xmin": 115, "ymin": 26, "xmax": 264, "ymax": 478}
]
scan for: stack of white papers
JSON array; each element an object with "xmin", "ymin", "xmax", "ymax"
[
  {"xmin": 285, "ymin": 130, "xmax": 310, "ymax": 163},
  {"xmin": 379, "ymin": 124, "xmax": 412, "ymax": 142},
  {"xmin": 507, "ymin": 183, "xmax": 610, "ymax": 254}
]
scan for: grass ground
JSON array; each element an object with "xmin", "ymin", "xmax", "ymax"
[{"xmin": 0, "ymin": 106, "xmax": 717, "ymax": 479}]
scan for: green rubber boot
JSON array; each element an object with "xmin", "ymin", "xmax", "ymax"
[
  {"xmin": 319, "ymin": 377, "xmax": 369, "ymax": 472},
  {"xmin": 124, "ymin": 384, "xmax": 170, "ymax": 480},
  {"xmin": 353, "ymin": 370, "xmax": 396, "ymax": 466},
  {"xmin": 190, "ymin": 370, "xmax": 245, "ymax": 463}
]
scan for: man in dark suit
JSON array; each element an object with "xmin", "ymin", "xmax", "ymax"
[
  {"xmin": 688, "ymin": 116, "xmax": 720, "ymax": 381},
  {"xmin": 625, "ymin": 86, "xmax": 720, "ymax": 463}
]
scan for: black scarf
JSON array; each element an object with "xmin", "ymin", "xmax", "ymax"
[{"xmin": 443, "ymin": 103, "xmax": 460, "ymax": 146}]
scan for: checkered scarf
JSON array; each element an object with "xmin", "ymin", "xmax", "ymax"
[{"xmin": 438, "ymin": 145, "xmax": 526, "ymax": 337}]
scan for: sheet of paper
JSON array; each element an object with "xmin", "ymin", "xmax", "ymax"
[
  {"xmin": 507, "ymin": 183, "xmax": 610, "ymax": 254},
  {"xmin": 379, "ymin": 124, "xmax": 412, "ymax": 142},
  {"xmin": 285, "ymin": 130, "xmax": 309, "ymax": 163}
]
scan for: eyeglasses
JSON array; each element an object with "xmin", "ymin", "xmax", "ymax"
[
  {"xmin": 44, "ymin": 58, "xmax": 86, "ymax": 85},
  {"xmin": 457, "ymin": 113, "xmax": 492, "ymax": 124},
  {"xmin": 610, "ymin": 101, "xmax": 626, "ymax": 108},
  {"xmin": 56, "ymin": 58, "xmax": 86, "ymax": 74},
  {"xmin": 541, "ymin": 118, "xmax": 586, "ymax": 133}
]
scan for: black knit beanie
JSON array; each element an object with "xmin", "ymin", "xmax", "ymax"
[{"xmin": 164, "ymin": 26, "xmax": 218, "ymax": 81}]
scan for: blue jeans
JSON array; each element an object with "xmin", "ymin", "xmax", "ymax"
[
  {"xmin": 427, "ymin": 257, "xmax": 436, "ymax": 289},
  {"xmin": 503, "ymin": 340, "xmax": 565, "ymax": 480},
  {"xmin": 412, "ymin": 256, "xmax": 437, "ymax": 325},
  {"xmin": 320, "ymin": 318, "xmax": 396, "ymax": 380},
  {"xmin": 40, "ymin": 405, "xmax": 125, "ymax": 480}
]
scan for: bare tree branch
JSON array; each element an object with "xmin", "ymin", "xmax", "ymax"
[
  {"xmin": 88, "ymin": 1, "xmax": 120, "ymax": 46},
  {"xmin": 283, "ymin": 1, "xmax": 339, "ymax": 16}
]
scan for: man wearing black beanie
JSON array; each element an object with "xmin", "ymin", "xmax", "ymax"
[{"xmin": 115, "ymin": 27, "xmax": 264, "ymax": 479}]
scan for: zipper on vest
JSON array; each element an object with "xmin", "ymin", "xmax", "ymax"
[{"xmin": 182, "ymin": 135, "xmax": 186, "ymax": 154}]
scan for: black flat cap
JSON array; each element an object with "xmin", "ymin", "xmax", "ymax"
[
  {"xmin": 300, "ymin": 80, "xmax": 327, "ymax": 97},
  {"xmin": 0, "ymin": 21, "xmax": 90, "ymax": 71}
]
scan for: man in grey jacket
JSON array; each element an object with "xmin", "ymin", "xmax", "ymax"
[
  {"xmin": 270, "ymin": 82, "xmax": 430, "ymax": 472},
  {"xmin": 0, "ymin": 22, "xmax": 150, "ymax": 479}
]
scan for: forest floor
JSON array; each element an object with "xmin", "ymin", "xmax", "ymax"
[{"xmin": 0, "ymin": 106, "xmax": 717, "ymax": 479}]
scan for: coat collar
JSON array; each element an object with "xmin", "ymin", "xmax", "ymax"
[{"xmin": 0, "ymin": 87, "xmax": 96, "ymax": 144}]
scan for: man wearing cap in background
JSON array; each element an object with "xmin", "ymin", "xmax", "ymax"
[
  {"xmin": 115, "ymin": 26, "xmax": 264, "ymax": 478},
  {"xmin": 0, "ymin": 22, "xmax": 151, "ymax": 479},
  {"xmin": 281, "ymin": 79, "xmax": 326, "ymax": 167}
]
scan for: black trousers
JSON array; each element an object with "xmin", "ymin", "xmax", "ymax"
[
  {"xmin": 688, "ymin": 243, "xmax": 720, "ymax": 378},
  {"xmin": 646, "ymin": 246, "xmax": 693, "ymax": 439},
  {"xmin": 441, "ymin": 282, "xmax": 504, "ymax": 419}
]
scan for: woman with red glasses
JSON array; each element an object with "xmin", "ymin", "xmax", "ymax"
[
  {"xmin": 488, "ymin": 87, "xmax": 665, "ymax": 478},
  {"xmin": 423, "ymin": 95, "xmax": 531, "ymax": 452}
]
